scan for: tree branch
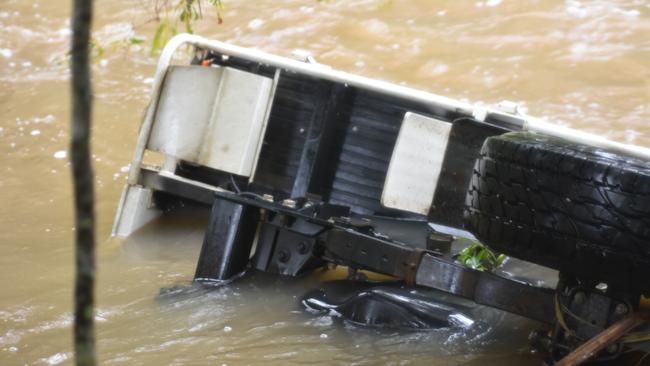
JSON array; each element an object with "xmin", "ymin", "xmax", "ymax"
[{"xmin": 70, "ymin": 0, "xmax": 96, "ymax": 365}]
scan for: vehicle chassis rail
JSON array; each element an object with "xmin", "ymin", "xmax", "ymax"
[{"xmin": 195, "ymin": 191, "xmax": 556, "ymax": 324}]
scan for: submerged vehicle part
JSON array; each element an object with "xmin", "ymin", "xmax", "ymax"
[
  {"xmin": 302, "ymin": 280, "xmax": 476, "ymax": 330},
  {"xmin": 113, "ymin": 34, "xmax": 650, "ymax": 364}
]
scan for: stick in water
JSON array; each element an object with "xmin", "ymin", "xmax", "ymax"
[{"xmin": 70, "ymin": 0, "xmax": 96, "ymax": 365}]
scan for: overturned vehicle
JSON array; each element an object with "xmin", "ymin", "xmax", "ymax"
[{"xmin": 113, "ymin": 34, "xmax": 650, "ymax": 364}]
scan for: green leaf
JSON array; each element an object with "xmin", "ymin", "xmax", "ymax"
[
  {"xmin": 128, "ymin": 37, "xmax": 145, "ymax": 45},
  {"xmin": 151, "ymin": 20, "xmax": 168, "ymax": 54},
  {"xmin": 496, "ymin": 254, "xmax": 506, "ymax": 266},
  {"xmin": 455, "ymin": 240, "xmax": 506, "ymax": 272},
  {"xmin": 84, "ymin": 305, "xmax": 94, "ymax": 320}
]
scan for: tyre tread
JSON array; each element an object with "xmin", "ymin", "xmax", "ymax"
[{"xmin": 464, "ymin": 132, "xmax": 650, "ymax": 289}]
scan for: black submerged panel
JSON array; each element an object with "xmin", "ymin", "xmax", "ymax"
[
  {"xmin": 194, "ymin": 196, "xmax": 259, "ymax": 281},
  {"xmin": 302, "ymin": 280, "xmax": 475, "ymax": 330}
]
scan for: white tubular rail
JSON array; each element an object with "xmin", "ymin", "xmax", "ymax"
[
  {"xmin": 127, "ymin": 33, "xmax": 650, "ymax": 186},
  {"xmin": 525, "ymin": 116, "xmax": 650, "ymax": 161}
]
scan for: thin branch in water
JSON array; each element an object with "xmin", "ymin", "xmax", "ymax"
[{"xmin": 70, "ymin": 0, "xmax": 96, "ymax": 365}]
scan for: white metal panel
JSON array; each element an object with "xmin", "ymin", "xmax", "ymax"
[
  {"xmin": 147, "ymin": 65, "xmax": 273, "ymax": 177},
  {"xmin": 198, "ymin": 67, "xmax": 273, "ymax": 176},
  {"xmin": 381, "ymin": 112, "xmax": 452, "ymax": 215},
  {"xmin": 148, "ymin": 65, "xmax": 223, "ymax": 161},
  {"xmin": 112, "ymin": 186, "xmax": 162, "ymax": 237}
]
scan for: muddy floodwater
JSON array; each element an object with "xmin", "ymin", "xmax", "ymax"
[{"xmin": 1, "ymin": 0, "xmax": 649, "ymax": 364}]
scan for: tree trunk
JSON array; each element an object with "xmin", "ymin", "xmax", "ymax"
[{"xmin": 70, "ymin": 0, "xmax": 96, "ymax": 365}]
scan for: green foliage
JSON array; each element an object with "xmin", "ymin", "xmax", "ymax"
[
  {"xmin": 151, "ymin": 18, "xmax": 176, "ymax": 54},
  {"xmin": 151, "ymin": 0, "xmax": 224, "ymax": 53},
  {"xmin": 456, "ymin": 241, "xmax": 505, "ymax": 272},
  {"xmin": 128, "ymin": 37, "xmax": 145, "ymax": 45},
  {"xmin": 53, "ymin": 35, "xmax": 147, "ymax": 66},
  {"xmin": 84, "ymin": 305, "xmax": 94, "ymax": 320},
  {"xmin": 67, "ymin": 0, "xmax": 336, "ymax": 64},
  {"xmin": 89, "ymin": 38, "xmax": 105, "ymax": 61}
]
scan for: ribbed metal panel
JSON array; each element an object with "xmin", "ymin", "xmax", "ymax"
[
  {"xmin": 254, "ymin": 75, "xmax": 318, "ymax": 193},
  {"xmin": 328, "ymin": 91, "xmax": 406, "ymax": 213}
]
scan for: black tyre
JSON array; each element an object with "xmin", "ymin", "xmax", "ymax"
[{"xmin": 464, "ymin": 132, "xmax": 650, "ymax": 293}]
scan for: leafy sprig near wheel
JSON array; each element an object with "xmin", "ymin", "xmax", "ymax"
[{"xmin": 456, "ymin": 241, "xmax": 506, "ymax": 272}]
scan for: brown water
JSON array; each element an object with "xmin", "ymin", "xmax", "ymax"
[{"xmin": 1, "ymin": 0, "xmax": 649, "ymax": 364}]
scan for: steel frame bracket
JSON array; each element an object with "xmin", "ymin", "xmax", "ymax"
[{"xmin": 196, "ymin": 191, "xmax": 556, "ymax": 324}]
